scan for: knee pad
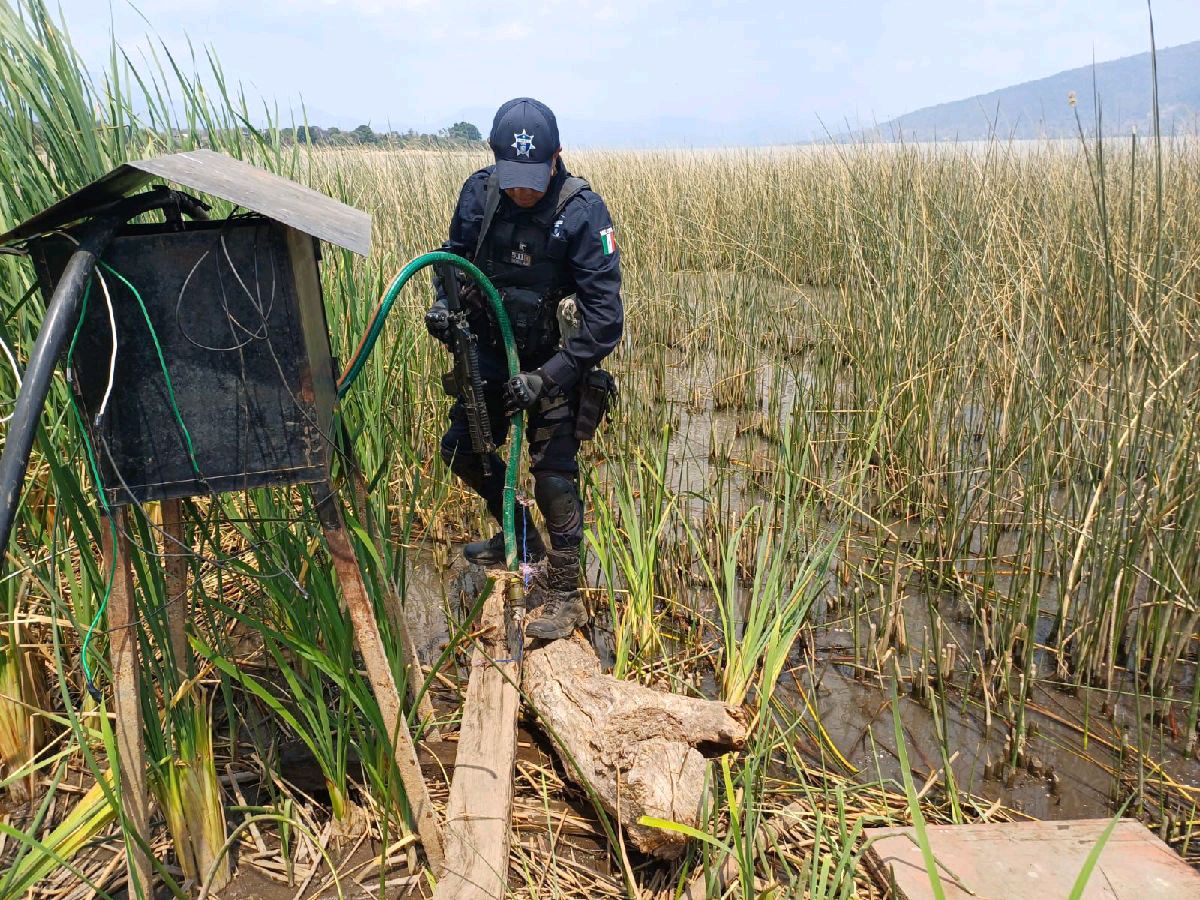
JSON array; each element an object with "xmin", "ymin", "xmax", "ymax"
[{"xmin": 535, "ymin": 472, "xmax": 582, "ymax": 547}]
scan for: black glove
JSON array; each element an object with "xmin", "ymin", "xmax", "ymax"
[
  {"xmin": 503, "ymin": 370, "xmax": 545, "ymax": 416},
  {"xmin": 424, "ymin": 301, "xmax": 450, "ymax": 345},
  {"xmin": 460, "ymin": 281, "xmax": 483, "ymax": 306}
]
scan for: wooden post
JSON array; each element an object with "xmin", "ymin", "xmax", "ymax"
[
  {"xmin": 101, "ymin": 511, "xmax": 153, "ymax": 898},
  {"xmin": 432, "ymin": 576, "xmax": 520, "ymax": 899},
  {"xmin": 310, "ymin": 481, "xmax": 444, "ymax": 870},
  {"xmin": 336, "ymin": 423, "xmax": 439, "ymax": 741},
  {"xmin": 160, "ymin": 498, "xmax": 190, "ymax": 679}
]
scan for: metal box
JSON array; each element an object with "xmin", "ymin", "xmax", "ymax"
[{"xmin": 34, "ymin": 217, "xmax": 338, "ymax": 506}]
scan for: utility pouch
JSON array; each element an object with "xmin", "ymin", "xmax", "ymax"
[
  {"xmin": 501, "ymin": 287, "xmax": 543, "ymax": 351},
  {"xmin": 575, "ymin": 368, "xmax": 617, "ymax": 441}
]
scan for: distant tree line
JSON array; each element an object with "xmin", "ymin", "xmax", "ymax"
[{"xmin": 282, "ymin": 121, "xmax": 483, "ymax": 147}]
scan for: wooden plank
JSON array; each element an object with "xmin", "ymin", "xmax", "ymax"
[
  {"xmin": 433, "ymin": 575, "xmax": 520, "ymax": 900},
  {"xmin": 311, "ymin": 481, "xmax": 444, "ymax": 870},
  {"xmin": 865, "ymin": 819, "xmax": 1200, "ymax": 899},
  {"xmin": 102, "ymin": 512, "xmax": 153, "ymax": 899}
]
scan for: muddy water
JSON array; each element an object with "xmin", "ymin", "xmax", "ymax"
[
  {"xmin": 794, "ymin": 645, "xmax": 1200, "ymax": 823},
  {"xmin": 399, "ymin": 305, "xmax": 1200, "ymax": 854},
  {"xmin": 405, "ymin": 551, "xmax": 1199, "ymax": 838}
]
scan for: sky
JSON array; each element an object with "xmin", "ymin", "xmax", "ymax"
[{"xmin": 49, "ymin": 0, "xmax": 1200, "ymax": 147}]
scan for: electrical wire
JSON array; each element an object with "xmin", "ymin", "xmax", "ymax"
[
  {"xmin": 94, "ymin": 267, "xmax": 117, "ymax": 425},
  {"xmin": 174, "ymin": 249, "xmax": 250, "ymax": 352},
  {"xmin": 176, "ymin": 219, "xmax": 278, "ymax": 352},
  {"xmin": 96, "ymin": 433, "xmax": 310, "ymax": 585},
  {"xmin": 220, "ymin": 227, "xmax": 275, "ymax": 337},
  {"xmin": 97, "ymin": 261, "xmax": 205, "ymax": 483},
  {"xmin": 0, "ymin": 334, "xmax": 21, "ymax": 425},
  {"xmin": 65, "ymin": 278, "xmax": 118, "ymax": 700},
  {"xmin": 70, "ymin": 258, "xmax": 206, "ymax": 697},
  {"xmin": 46, "ymin": 229, "xmax": 117, "ymax": 425}
]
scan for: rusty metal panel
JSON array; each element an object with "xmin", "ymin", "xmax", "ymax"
[
  {"xmin": 865, "ymin": 819, "xmax": 1200, "ymax": 899},
  {"xmin": 131, "ymin": 150, "xmax": 371, "ymax": 255},
  {"xmin": 1, "ymin": 150, "xmax": 371, "ymax": 255}
]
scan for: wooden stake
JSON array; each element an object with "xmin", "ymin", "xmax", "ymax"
[
  {"xmin": 101, "ymin": 511, "xmax": 153, "ymax": 898},
  {"xmin": 160, "ymin": 498, "xmax": 190, "ymax": 680},
  {"xmin": 310, "ymin": 481, "xmax": 444, "ymax": 870},
  {"xmin": 336, "ymin": 423, "xmax": 440, "ymax": 741}
]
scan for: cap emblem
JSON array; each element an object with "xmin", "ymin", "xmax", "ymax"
[{"xmin": 512, "ymin": 130, "xmax": 536, "ymax": 157}]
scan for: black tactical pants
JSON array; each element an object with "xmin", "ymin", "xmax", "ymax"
[{"xmin": 440, "ymin": 365, "xmax": 583, "ymax": 552}]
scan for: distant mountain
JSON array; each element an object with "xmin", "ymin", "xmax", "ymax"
[{"xmin": 849, "ymin": 40, "xmax": 1200, "ymax": 142}]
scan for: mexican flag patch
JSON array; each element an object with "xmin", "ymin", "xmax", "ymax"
[{"xmin": 599, "ymin": 225, "xmax": 616, "ymax": 255}]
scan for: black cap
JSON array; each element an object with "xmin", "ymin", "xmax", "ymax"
[{"xmin": 488, "ymin": 97, "xmax": 560, "ymax": 192}]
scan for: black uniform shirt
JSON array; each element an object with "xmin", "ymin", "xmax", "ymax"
[{"xmin": 439, "ymin": 162, "xmax": 623, "ymax": 391}]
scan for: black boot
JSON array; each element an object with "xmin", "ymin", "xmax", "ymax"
[
  {"xmin": 463, "ymin": 524, "xmax": 546, "ymax": 567},
  {"xmin": 525, "ymin": 549, "xmax": 588, "ymax": 640}
]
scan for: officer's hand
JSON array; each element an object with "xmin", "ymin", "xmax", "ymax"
[
  {"xmin": 424, "ymin": 303, "xmax": 451, "ymax": 345},
  {"xmin": 460, "ymin": 281, "xmax": 483, "ymax": 306},
  {"xmin": 503, "ymin": 371, "xmax": 545, "ymax": 416}
]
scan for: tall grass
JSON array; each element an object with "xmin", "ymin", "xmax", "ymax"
[
  {"xmin": 3, "ymin": 0, "xmax": 1200, "ymax": 894},
  {"xmin": 0, "ymin": 0, "xmax": 426, "ymax": 892}
]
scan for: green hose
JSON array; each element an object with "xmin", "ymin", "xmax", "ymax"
[{"xmin": 337, "ymin": 251, "xmax": 522, "ymax": 570}]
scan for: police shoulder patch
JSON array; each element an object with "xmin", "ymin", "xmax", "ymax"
[{"xmin": 599, "ymin": 225, "xmax": 616, "ymax": 255}]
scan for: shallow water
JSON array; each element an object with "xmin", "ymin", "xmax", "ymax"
[{"xmin": 399, "ymin": 281, "xmax": 1200, "ymax": 860}]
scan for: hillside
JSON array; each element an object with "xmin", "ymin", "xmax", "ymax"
[{"xmin": 852, "ymin": 39, "xmax": 1200, "ymax": 141}]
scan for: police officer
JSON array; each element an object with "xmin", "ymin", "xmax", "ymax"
[{"xmin": 425, "ymin": 97, "xmax": 623, "ymax": 641}]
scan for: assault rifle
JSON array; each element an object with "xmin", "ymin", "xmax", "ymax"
[{"xmin": 434, "ymin": 262, "xmax": 495, "ymax": 475}]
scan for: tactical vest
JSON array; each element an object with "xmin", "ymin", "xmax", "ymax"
[{"xmin": 473, "ymin": 171, "xmax": 589, "ymax": 357}]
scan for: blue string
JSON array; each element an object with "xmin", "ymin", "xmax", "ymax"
[{"xmin": 522, "ymin": 510, "xmax": 532, "ymax": 586}]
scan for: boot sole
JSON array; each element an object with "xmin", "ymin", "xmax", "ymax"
[
  {"xmin": 525, "ymin": 612, "xmax": 589, "ymax": 641},
  {"xmin": 463, "ymin": 550, "xmax": 506, "ymax": 566}
]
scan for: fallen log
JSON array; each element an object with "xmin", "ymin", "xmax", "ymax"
[{"xmin": 522, "ymin": 635, "xmax": 748, "ymax": 859}]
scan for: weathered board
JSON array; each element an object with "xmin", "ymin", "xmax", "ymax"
[
  {"xmin": 433, "ymin": 577, "xmax": 520, "ymax": 899},
  {"xmin": 1, "ymin": 149, "xmax": 371, "ymax": 255},
  {"xmin": 865, "ymin": 819, "xmax": 1200, "ymax": 899}
]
